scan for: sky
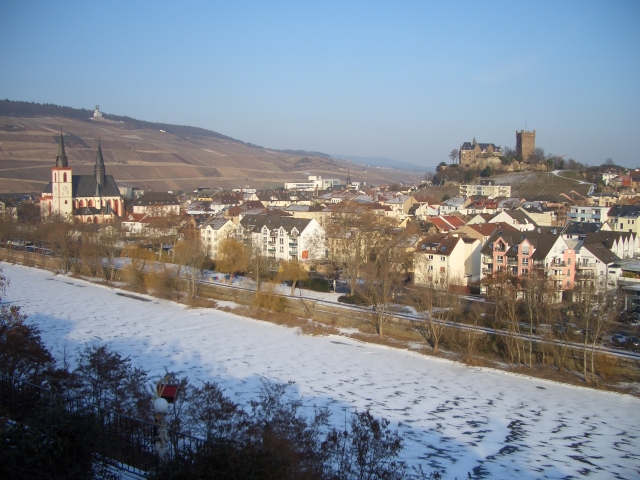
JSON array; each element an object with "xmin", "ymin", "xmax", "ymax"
[{"xmin": 1, "ymin": 1, "xmax": 639, "ymax": 168}]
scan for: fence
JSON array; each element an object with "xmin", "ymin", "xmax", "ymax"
[{"xmin": 0, "ymin": 373, "xmax": 205, "ymax": 476}]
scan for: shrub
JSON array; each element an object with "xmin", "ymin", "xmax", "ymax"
[{"xmin": 338, "ymin": 294, "xmax": 370, "ymax": 306}]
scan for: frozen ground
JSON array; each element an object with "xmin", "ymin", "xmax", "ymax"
[{"xmin": 3, "ymin": 263, "xmax": 639, "ymax": 479}]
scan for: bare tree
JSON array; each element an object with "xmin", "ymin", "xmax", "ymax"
[
  {"xmin": 45, "ymin": 215, "xmax": 76, "ymax": 274},
  {"xmin": 98, "ymin": 221, "xmax": 123, "ymax": 282},
  {"xmin": 410, "ymin": 279, "xmax": 460, "ymax": 354},
  {"xmin": 278, "ymin": 260, "xmax": 309, "ymax": 296},
  {"xmin": 325, "ymin": 202, "xmax": 397, "ymax": 298},
  {"xmin": 249, "ymin": 243, "xmax": 272, "ymax": 294},
  {"xmin": 520, "ymin": 271, "xmax": 555, "ymax": 369},
  {"xmin": 216, "ymin": 237, "xmax": 250, "ymax": 281},
  {"xmin": 357, "ymin": 226, "xmax": 411, "ymax": 338},
  {"xmin": 173, "ymin": 237, "xmax": 206, "ymax": 300},
  {"xmin": 573, "ymin": 276, "xmax": 616, "ymax": 383},
  {"xmin": 448, "ymin": 149, "xmax": 459, "ymax": 164}
]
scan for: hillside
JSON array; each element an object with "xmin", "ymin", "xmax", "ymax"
[
  {"xmin": 419, "ymin": 171, "xmax": 594, "ymax": 200},
  {"xmin": 0, "ymin": 101, "xmax": 423, "ymax": 193}
]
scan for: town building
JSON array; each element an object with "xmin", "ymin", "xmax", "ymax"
[
  {"xmin": 237, "ymin": 215, "xmax": 325, "ymax": 262},
  {"xmin": 284, "ymin": 175, "xmax": 341, "ymax": 192},
  {"xmin": 40, "ymin": 134, "xmax": 123, "ymax": 223},
  {"xmin": 567, "ymin": 205, "xmax": 611, "ymax": 224},
  {"xmin": 480, "ymin": 230, "xmax": 576, "ymax": 301},
  {"xmin": 199, "ymin": 217, "xmax": 237, "ymax": 259},
  {"xmin": 413, "ymin": 234, "xmax": 481, "ymax": 286},
  {"xmin": 132, "ymin": 192, "xmax": 181, "ymax": 215},
  {"xmin": 460, "ymin": 181, "xmax": 511, "ymax": 198},
  {"xmin": 608, "ymin": 205, "xmax": 640, "ymax": 235}
]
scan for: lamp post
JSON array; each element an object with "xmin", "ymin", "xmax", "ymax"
[
  {"xmin": 153, "ymin": 374, "xmax": 179, "ymax": 462},
  {"xmin": 153, "ymin": 397, "xmax": 169, "ymax": 461}
]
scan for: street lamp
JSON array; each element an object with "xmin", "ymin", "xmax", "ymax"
[{"xmin": 153, "ymin": 375, "xmax": 179, "ymax": 461}]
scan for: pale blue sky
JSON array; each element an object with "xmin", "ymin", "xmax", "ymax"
[{"xmin": 1, "ymin": 1, "xmax": 639, "ymax": 168}]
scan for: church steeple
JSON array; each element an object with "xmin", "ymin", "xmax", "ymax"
[
  {"xmin": 55, "ymin": 133, "xmax": 68, "ymax": 168},
  {"xmin": 95, "ymin": 139, "xmax": 106, "ymax": 187}
]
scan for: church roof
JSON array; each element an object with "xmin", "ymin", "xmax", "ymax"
[
  {"xmin": 73, "ymin": 174, "xmax": 120, "ymax": 197},
  {"xmin": 55, "ymin": 133, "xmax": 68, "ymax": 168}
]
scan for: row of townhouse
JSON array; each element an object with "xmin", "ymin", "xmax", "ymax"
[{"xmin": 478, "ymin": 229, "xmax": 638, "ymax": 301}]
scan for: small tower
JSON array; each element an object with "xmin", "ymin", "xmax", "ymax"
[
  {"xmin": 516, "ymin": 130, "xmax": 536, "ymax": 161},
  {"xmin": 51, "ymin": 133, "xmax": 73, "ymax": 217}
]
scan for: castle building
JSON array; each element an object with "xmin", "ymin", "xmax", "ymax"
[
  {"xmin": 459, "ymin": 138, "xmax": 502, "ymax": 165},
  {"xmin": 40, "ymin": 134, "xmax": 123, "ymax": 223},
  {"xmin": 516, "ymin": 130, "xmax": 536, "ymax": 160}
]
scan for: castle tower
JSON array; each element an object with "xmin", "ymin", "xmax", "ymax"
[
  {"xmin": 516, "ymin": 130, "xmax": 536, "ymax": 161},
  {"xmin": 51, "ymin": 133, "xmax": 73, "ymax": 217}
]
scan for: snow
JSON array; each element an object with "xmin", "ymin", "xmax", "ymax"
[{"xmin": 3, "ymin": 263, "xmax": 640, "ymax": 479}]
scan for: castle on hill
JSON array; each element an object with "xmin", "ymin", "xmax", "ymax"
[
  {"xmin": 459, "ymin": 130, "xmax": 536, "ymax": 166},
  {"xmin": 459, "ymin": 138, "xmax": 502, "ymax": 165},
  {"xmin": 39, "ymin": 134, "xmax": 123, "ymax": 223}
]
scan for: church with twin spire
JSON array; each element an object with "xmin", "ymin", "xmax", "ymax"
[{"xmin": 40, "ymin": 134, "xmax": 123, "ymax": 223}]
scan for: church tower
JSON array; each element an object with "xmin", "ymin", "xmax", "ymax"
[
  {"xmin": 51, "ymin": 133, "xmax": 73, "ymax": 217},
  {"xmin": 95, "ymin": 139, "xmax": 106, "ymax": 188}
]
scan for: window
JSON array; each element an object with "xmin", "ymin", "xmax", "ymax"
[
  {"xmin": 280, "ymin": 238, "xmax": 284, "ymax": 245},
  {"xmin": 522, "ymin": 245, "xmax": 529, "ymax": 255},
  {"xmin": 440, "ymin": 256, "xmax": 446, "ymax": 262},
  {"xmin": 428, "ymin": 254, "xmax": 433, "ymax": 260},
  {"xmin": 522, "ymin": 258, "xmax": 528, "ymax": 266},
  {"xmin": 497, "ymin": 256, "xmax": 504, "ymax": 263},
  {"xmin": 428, "ymin": 265, "xmax": 434, "ymax": 271},
  {"xmin": 522, "ymin": 268, "xmax": 528, "ymax": 274}
]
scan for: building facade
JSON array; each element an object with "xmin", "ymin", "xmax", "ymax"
[{"xmin": 459, "ymin": 181, "xmax": 511, "ymax": 198}]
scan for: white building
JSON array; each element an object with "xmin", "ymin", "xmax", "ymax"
[
  {"xmin": 285, "ymin": 175, "xmax": 341, "ymax": 192},
  {"xmin": 199, "ymin": 217, "xmax": 237, "ymax": 259},
  {"xmin": 238, "ymin": 215, "xmax": 326, "ymax": 262},
  {"xmin": 460, "ymin": 181, "xmax": 511, "ymax": 198},
  {"xmin": 414, "ymin": 235, "xmax": 481, "ymax": 286},
  {"xmin": 567, "ymin": 205, "xmax": 611, "ymax": 224}
]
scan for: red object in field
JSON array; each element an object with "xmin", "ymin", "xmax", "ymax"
[{"xmin": 157, "ymin": 384, "xmax": 179, "ymax": 403}]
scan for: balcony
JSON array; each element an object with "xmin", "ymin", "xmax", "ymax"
[
  {"xmin": 577, "ymin": 262, "xmax": 597, "ymax": 269},
  {"xmin": 507, "ymin": 259, "xmax": 518, "ymax": 266},
  {"xmin": 550, "ymin": 274, "xmax": 565, "ymax": 280},
  {"xmin": 549, "ymin": 261, "xmax": 567, "ymax": 267},
  {"xmin": 289, "ymin": 242, "xmax": 298, "ymax": 246},
  {"xmin": 482, "ymin": 256, "xmax": 493, "ymax": 264}
]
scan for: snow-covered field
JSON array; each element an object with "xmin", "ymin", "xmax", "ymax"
[{"xmin": 3, "ymin": 263, "xmax": 639, "ymax": 479}]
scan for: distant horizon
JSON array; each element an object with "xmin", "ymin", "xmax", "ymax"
[{"xmin": 1, "ymin": 2, "xmax": 638, "ymax": 168}]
